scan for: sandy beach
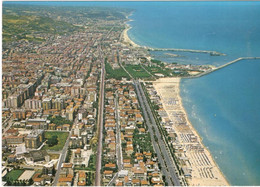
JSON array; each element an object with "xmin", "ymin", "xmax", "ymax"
[
  {"xmin": 152, "ymin": 77, "xmax": 229, "ymax": 186},
  {"xmin": 122, "ymin": 22, "xmax": 140, "ymax": 48}
]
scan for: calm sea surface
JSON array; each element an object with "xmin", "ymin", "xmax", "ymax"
[
  {"xmin": 126, "ymin": 2, "xmax": 260, "ymax": 185},
  {"xmin": 4, "ymin": 1, "xmax": 260, "ymax": 185}
]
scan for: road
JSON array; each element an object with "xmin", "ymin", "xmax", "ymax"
[
  {"xmin": 115, "ymin": 92, "xmax": 123, "ymax": 171},
  {"xmin": 94, "ymin": 44, "xmax": 106, "ymax": 186},
  {"xmin": 134, "ymin": 80, "xmax": 181, "ymax": 186},
  {"xmin": 105, "ymin": 93, "xmax": 122, "ymax": 187},
  {"xmin": 107, "ymin": 172, "xmax": 118, "ymax": 186},
  {"xmin": 52, "ymin": 118, "xmax": 79, "ymax": 186},
  {"xmin": 95, "ymin": 26, "xmax": 115, "ymax": 186},
  {"xmin": 52, "ymin": 130, "xmax": 72, "ymax": 186},
  {"xmin": 2, "ymin": 116, "xmax": 13, "ymax": 135}
]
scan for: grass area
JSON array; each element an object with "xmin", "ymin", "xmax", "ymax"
[
  {"xmin": 124, "ymin": 64, "xmax": 151, "ymax": 79},
  {"xmin": 133, "ymin": 129, "xmax": 154, "ymax": 154},
  {"xmin": 87, "ymin": 154, "xmax": 97, "ymax": 171},
  {"xmin": 150, "ymin": 59, "xmax": 191, "ymax": 77},
  {"xmin": 4, "ymin": 169, "xmax": 24, "ymax": 181},
  {"xmin": 151, "ymin": 59, "xmax": 165, "ymax": 67},
  {"xmin": 47, "ymin": 115, "xmax": 73, "ymax": 127},
  {"xmin": 105, "ymin": 62, "xmax": 130, "ymax": 80},
  {"xmin": 145, "ymin": 65, "xmax": 172, "ymax": 77},
  {"xmin": 43, "ymin": 131, "xmax": 69, "ymax": 151},
  {"xmin": 49, "ymin": 153, "xmax": 60, "ymax": 160}
]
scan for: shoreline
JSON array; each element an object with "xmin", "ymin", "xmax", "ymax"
[
  {"xmin": 122, "ymin": 24, "xmax": 140, "ymax": 48},
  {"xmin": 177, "ymin": 78, "xmax": 230, "ymax": 186},
  {"xmin": 122, "ymin": 15, "xmax": 140, "ymax": 48},
  {"xmin": 152, "ymin": 77, "xmax": 229, "ymax": 186}
]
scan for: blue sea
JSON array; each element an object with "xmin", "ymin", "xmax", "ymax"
[
  {"xmin": 4, "ymin": 1, "xmax": 260, "ymax": 185},
  {"xmin": 125, "ymin": 2, "xmax": 260, "ymax": 185}
]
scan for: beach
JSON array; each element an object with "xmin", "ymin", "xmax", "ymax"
[
  {"xmin": 152, "ymin": 77, "xmax": 229, "ymax": 186},
  {"xmin": 122, "ymin": 22, "xmax": 140, "ymax": 48}
]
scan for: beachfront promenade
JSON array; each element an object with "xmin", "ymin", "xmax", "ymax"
[{"xmin": 186, "ymin": 57, "xmax": 260, "ymax": 78}]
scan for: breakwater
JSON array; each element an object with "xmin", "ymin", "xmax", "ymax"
[
  {"xmin": 184, "ymin": 57, "xmax": 260, "ymax": 79},
  {"xmin": 145, "ymin": 47, "xmax": 226, "ymax": 56}
]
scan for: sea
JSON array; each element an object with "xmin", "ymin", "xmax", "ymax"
[
  {"xmin": 4, "ymin": 1, "xmax": 260, "ymax": 185},
  {"xmin": 125, "ymin": 2, "xmax": 260, "ymax": 185}
]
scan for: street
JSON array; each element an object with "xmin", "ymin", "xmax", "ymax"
[
  {"xmin": 95, "ymin": 26, "xmax": 115, "ymax": 186},
  {"xmin": 52, "ymin": 130, "xmax": 72, "ymax": 186},
  {"xmin": 115, "ymin": 92, "xmax": 123, "ymax": 171},
  {"xmin": 134, "ymin": 80, "xmax": 181, "ymax": 186},
  {"xmin": 94, "ymin": 45, "xmax": 105, "ymax": 186}
]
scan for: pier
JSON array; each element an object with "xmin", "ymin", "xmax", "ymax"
[{"xmin": 184, "ymin": 57, "xmax": 260, "ymax": 79}]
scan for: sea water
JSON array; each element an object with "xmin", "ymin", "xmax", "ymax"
[
  {"xmin": 180, "ymin": 59, "xmax": 260, "ymax": 185},
  {"xmin": 126, "ymin": 2, "xmax": 260, "ymax": 185}
]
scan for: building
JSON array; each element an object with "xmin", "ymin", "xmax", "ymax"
[
  {"xmin": 5, "ymin": 135, "xmax": 24, "ymax": 145},
  {"xmin": 6, "ymin": 128, "xmax": 18, "ymax": 136},
  {"xmin": 13, "ymin": 109, "xmax": 26, "ymax": 120},
  {"xmin": 26, "ymin": 118, "xmax": 48, "ymax": 130},
  {"xmin": 25, "ymin": 99, "xmax": 42, "ymax": 110},
  {"xmin": 69, "ymin": 135, "xmax": 83, "ymax": 148},
  {"xmin": 43, "ymin": 163, "xmax": 54, "ymax": 176},
  {"xmin": 77, "ymin": 171, "xmax": 86, "ymax": 186},
  {"xmin": 25, "ymin": 130, "xmax": 44, "ymax": 149},
  {"xmin": 25, "ymin": 150, "xmax": 49, "ymax": 163},
  {"xmin": 66, "ymin": 108, "xmax": 74, "ymax": 121},
  {"xmin": 42, "ymin": 98, "xmax": 52, "ymax": 110},
  {"xmin": 71, "ymin": 86, "xmax": 81, "ymax": 96},
  {"xmin": 53, "ymin": 98, "xmax": 64, "ymax": 111}
]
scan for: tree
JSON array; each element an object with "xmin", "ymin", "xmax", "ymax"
[
  {"xmin": 162, "ymin": 175, "xmax": 166, "ymax": 181},
  {"xmin": 52, "ymin": 166, "xmax": 56, "ymax": 176},
  {"xmin": 46, "ymin": 135, "xmax": 58, "ymax": 147},
  {"xmin": 153, "ymin": 103, "xmax": 160, "ymax": 110},
  {"xmin": 29, "ymin": 178, "xmax": 33, "ymax": 185}
]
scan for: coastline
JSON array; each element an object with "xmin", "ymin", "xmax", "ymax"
[
  {"xmin": 122, "ymin": 24, "xmax": 140, "ymax": 48},
  {"xmin": 152, "ymin": 77, "xmax": 229, "ymax": 186},
  {"xmin": 177, "ymin": 78, "xmax": 230, "ymax": 186},
  {"xmin": 122, "ymin": 16, "xmax": 140, "ymax": 48}
]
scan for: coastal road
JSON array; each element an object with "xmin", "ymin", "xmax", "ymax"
[
  {"xmin": 134, "ymin": 80, "xmax": 181, "ymax": 186},
  {"xmin": 94, "ymin": 44, "xmax": 106, "ymax": 186}
]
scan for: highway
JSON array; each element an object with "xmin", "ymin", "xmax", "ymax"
[{"xmin": 134, "ymin": 80, "xmax": 181, "ymax": 186}]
